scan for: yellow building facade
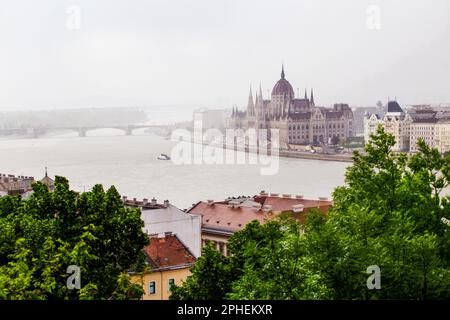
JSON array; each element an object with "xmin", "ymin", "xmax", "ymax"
[
  {"xmin": 130, "ymin": 233, "xmax": 196, "ymax": 300},
  {"xmin": 131, "ymin": 266, "xmax": 192, "ymax": 300}
]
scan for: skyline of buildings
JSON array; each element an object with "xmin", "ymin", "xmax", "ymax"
[
  {"xmin": 226, "ymin": 66, "xmax": 355, "ymax": 148},
  {"xmin": 364, "ymin": 101, "xmax": 450, "ymax": 153}
]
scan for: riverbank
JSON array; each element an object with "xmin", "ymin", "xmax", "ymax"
[
  {"xmin": 0, "ymin": 132, "xmax": 350, "ymax": 209},
  {"xmin": 176, "ymin": 136, "xmax": 354, "ymax": 163},
  {"xmin": 278, "ymin": 150, "xmax": 353, "ymax": 162}
]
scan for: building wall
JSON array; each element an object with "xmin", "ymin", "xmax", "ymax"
[
  {"xmin": 140, "ymin": 204, "xmax": 202, "ymax": 257},
  {"xmin": 364, "ymin": 109, "xmax": 450, "ymax": 154},
  {"xmin": 435, "ymin": 122, "xmax": 450, "ymax": 153},
  {"xmin": 201, "ymin": 232, "xmax": 231, "ymax": 256},
  {"xmin": 288, "ymin": 120, "xmax": 310, "ymax": 144},
  {"xmin": 353, "ymin": 107, "xmax": 382, "ymax": 136},
  {"xmin": 410, "ymin": 122, "xmax": 436, "ymax": 152},
  {"xmin": 366, "ymin": 113, "xmax": 410, "ymax": 151},
  {"xmin": 364, "ymin": 115, "xmax": 380, "ymax": 143},
  {"xmin": 131, "ymin": 267, "xmax": 191, "ymax": 300}
]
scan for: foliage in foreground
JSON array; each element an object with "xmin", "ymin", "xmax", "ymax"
[
  {"xmin": 171, "ymin": 127, "xmax": 450, "ymax": 300},
  {"xmin": 0, "ymin": 177, "xmax": 149, "ymax": 299}
]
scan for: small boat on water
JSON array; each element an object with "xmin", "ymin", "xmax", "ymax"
[{"xmin": 157, "ymin": 153, "xmax": 171, "ymax": 160}]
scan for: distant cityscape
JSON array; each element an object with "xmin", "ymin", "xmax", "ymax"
[{"xmin": 2, "ymin": 70, "xmax": 450, "ymax": 300}]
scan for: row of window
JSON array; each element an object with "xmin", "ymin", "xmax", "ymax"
[
  {"xmin": 148, "ymin": 279, "xmax": 175, "ymax": 295},
  {"xmin": 290, "ymin": 135, "xmax": 309, "ymax": 140},
  {"xmin": 289, "ymin": 124, "xmax": 309, "ymax": 130},
  {"xmin": 202, "ymin": 239, "xmax": 229, "ymax": 256}
]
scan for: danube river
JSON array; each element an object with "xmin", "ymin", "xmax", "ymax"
[{"xmin": 0, "ymin": 129, "xmax": 349, "ymax": 209}]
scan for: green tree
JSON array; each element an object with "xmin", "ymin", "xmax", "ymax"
[
  {"xmin": 323, "ymin": 127, "xmax": 450, "ymax": 299},
  {"xmin": 0, "ymin": 176, "xmax": 148, "ymax": 300},
  {"xmin": 170, "ymin": 243, "xmax": 234, "ymax": 300},
  {"xmin": 172, "ymin": 127, "xmax": 450, "ymax": 300}
]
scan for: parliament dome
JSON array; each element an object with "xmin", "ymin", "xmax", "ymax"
[{"xmin": 272, "ymin": 65, "xmax": 295, "ymax": 97}]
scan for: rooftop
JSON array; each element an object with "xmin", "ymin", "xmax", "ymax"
[
  {"xmin": 143, "ymin": 234, "xmax": 196, "ymax": 272},
  {"xmin": 123, "ymin": 196, "xmax": 170, "ymax": 210},
  {"xmin": 188, "ymin": 192, "xmax": 332, "ymax": 233},
  {"xmin": 387, "ymin": 101, "xmax": 404, "ymax": 113}
]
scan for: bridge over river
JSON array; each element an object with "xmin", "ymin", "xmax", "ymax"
[{"xmin": 0, "ymin": 124, "xmax": 171, "ymax": 138}]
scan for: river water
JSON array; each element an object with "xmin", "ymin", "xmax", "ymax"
[{"xmin": 0, "ymin": 129, "xmax": 349, "ymax": 209}]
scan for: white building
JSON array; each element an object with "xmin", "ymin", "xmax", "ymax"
[
  {"xmin": 409, "ymin": 109, "xmax": 437, "ymax": 152},
  {"xmin": 364, "ymin": 102, "xmax": 450, "ymax": 153},
  {"xmin": 123, "ymin": 197, "xmax": 202, "ymax": 258},
  {"xmin": 364, "ymin": 113, "xmax": 382, "ymax": 144},
  {"xmin": 364, "ymin": 101, "xmax": 411, "ymax": 151},
  {"xmin": 435, "ymin": 120, "xmax": 450, "ymax": 153}
]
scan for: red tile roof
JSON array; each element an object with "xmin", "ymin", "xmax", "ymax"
[
  {"xmin": 254, "ymin": 195, "xmax": 332, "ymax": 212},
  {"xmin": 189, "ymin": 195, "xmax": 332, "ymax": 233},
  {"xmin": 189, "ymin": 202, "xmax": 272, "ymax": 233},
  {"xmin": 144, "ymin": 234, "xmax": 196, "ymax": 271}
]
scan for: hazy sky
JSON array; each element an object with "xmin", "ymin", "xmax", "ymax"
[{"xmin": 1, "ymin": 0, "xmax": 449, "ymax": 111}]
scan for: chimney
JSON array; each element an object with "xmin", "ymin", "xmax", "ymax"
[
  {"xmin": 282, "ymin": 194, "xmax": 292, "ymax": 198},
  {"xmin": 228, "ymin": 200, "xmax": 240, "ymax": 208},
  {"xmin": 151, "ymin": 198, "xmax": 157, "ymax": 205},
  {"xmin": 133, "ymin": 197, "xmax": 137, "ymax": 203},
  {"xmin": 207, "ymin": 199, "xmax": 214, "ymax": 205},
  {"xmin": 122, "ymin": 196, "xmax": 128, "ymax": 202},
  {"xmin": 252, "ymin": 203, "xmax": 262, "ymax": 211},
  {"xmin": 292, "ymin": 204, "xmax": 304, "ymax": 213},
  {"xmin": 295, "ymin": 195, "xmax": 304, "ymax": 199},
  {"xmin": 143, "ymin": 198, "xmax": 148, "ymax": 205},
  {"xmin": 164, "ymin": 200, "xmax": 169, "ymax": 207}
]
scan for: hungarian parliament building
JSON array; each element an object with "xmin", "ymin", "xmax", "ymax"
[{"xmin": 226, "ymin": 66, "xmax": 354, "ymax": 148}]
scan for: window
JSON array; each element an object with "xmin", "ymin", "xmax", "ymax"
[
  {"xmin": 148, "ymin": 281, "xmax": 156, "ymax": 295},
  {"xmin": 218, "ymin": 242, "xmax": 225, "ymax": 254},
  {"xmin": 168, "ymin": 278, "xmax": 175, "ymax": 292}
]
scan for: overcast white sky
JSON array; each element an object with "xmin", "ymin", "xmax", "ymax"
[{"xmin": 0, "ymin": 0, "xmax": 449, "ymax": 111}]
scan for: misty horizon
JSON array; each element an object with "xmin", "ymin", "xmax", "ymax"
[{"xmin": 1, "ymin": 0, "xmax": 449, "ymax": 111}]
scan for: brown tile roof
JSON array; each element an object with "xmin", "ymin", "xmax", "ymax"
[
  {"xmin": 255, "ymin": 195, "xmax": 332, "ymax": 212},
  {"xmin": 189, "ymin": 202, "xmax": 271, "ymax": 232},
  {"xmin": 144, "ymin": 234, "xmax": 196, "ymax": 271},
  {"xmin": 189, "ymin": 195, "xmax": 332, "ymax": 233}
]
